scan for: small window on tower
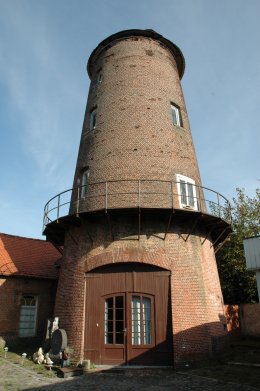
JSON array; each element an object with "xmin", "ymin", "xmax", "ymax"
[
  {"xmin": 80, "ymin": 168, "xmax": 89, "ymax": 198},
  {"xmin": 176, "ymin": 174, "xmax": 197, "ymax": 210},
  {"xmin": 97, "ymin": 72, "xmax": 103, "ymax": 84},
  {"xmin": 171, "ymin": 103, "xmax": 182, "ymax": 127},
  {"xmin": 90, "ymin": 108, "xmax": 97, "ymax": 130}
]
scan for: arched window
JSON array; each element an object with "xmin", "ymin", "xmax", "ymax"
[{"xmin": 19, "ymin": 295, "xmax": 37, "ymax": 337}]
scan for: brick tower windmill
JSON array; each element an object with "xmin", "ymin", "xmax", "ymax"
[{"xmin": 43, "ymin": 29, "xmax": 232, "ymax": 367}]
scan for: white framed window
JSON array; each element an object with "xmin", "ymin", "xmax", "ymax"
[
  {"xmin": 19, "ymin": 295, "xmax": 38, "ymax": 337},
  {"xmin": 176, "ymin": 174, "xmax": 197, "ymax": 210},
  {"xmin": 80, "ymin": 169, "xmax": 89, "ymax": 198},
  {"xmin": 90, "ymin": 108, "xmax": 97, "ymax": 130},
  {"xmin": 171, "ymin": 103, "xmax": 182, "ymax": 127}
]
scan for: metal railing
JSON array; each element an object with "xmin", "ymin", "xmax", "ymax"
[{"xmin": 43, "ymin": 180, "xmax": 232, "ymax": 232}]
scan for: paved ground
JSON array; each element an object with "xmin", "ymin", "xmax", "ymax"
[{"xmin": 0, "ymin": 358, "xmax": 259, "ymax": 391}]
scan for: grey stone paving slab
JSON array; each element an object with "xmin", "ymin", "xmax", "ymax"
[{"xmin": 0, "ymin": 358, "xmax": 259, "ymax": 391}]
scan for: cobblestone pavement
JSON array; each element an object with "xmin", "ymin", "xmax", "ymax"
[{"xmin": 0, "ymin": 358, "xmax": 259, "ymax": 391}]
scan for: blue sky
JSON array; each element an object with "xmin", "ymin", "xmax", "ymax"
[{"xmin": 0, "ymin": 0, "xmax": 259, "ymax": 239}]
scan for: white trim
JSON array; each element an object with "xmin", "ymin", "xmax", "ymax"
[{"xmin": 176, "ymin": 174, "xmax": 198, "ymax": 211}]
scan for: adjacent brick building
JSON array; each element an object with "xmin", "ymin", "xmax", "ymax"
[
  {"xmin": 43, "ymin": 29, "xmax": 232, "ymax": 366},
  {"xmin": 0, "ymin": 233, "xmax": 60, "ymax": 344}
]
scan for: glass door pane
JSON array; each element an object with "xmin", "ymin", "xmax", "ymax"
[
  {"xmin": 142, "ymin": 297, "xmax": 151, "ymax": 344},
  {"xmin": 104, "ymin": 295, "xmax": 124, "ymax": 345},
  {"xmin": 115, "ymin": 296, "xmax": 124, "ymax": 344},
  {"xmin": 104, "ymin": 297, "xmax": 113, "ymax": 344},
  {"xmin": 131, "ymin": 295, "xmax": 151, "ymax": 345},
  {"xmin": 132, "ymin": 296, "xmax": 141, "ymax": 345}
]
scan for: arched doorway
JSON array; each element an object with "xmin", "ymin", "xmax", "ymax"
[{"xmin": 84, "ymin": 263, "xmax": 173, "ymax": 365}]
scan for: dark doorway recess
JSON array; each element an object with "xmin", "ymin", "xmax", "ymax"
[{"xmin": 85, "ymin": 263, "xmax": 173, "ymax": 366}]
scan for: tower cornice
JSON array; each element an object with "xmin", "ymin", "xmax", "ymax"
[{"xmin": 87, "ymin": 29, "xmax": 185, "ymax": 79}]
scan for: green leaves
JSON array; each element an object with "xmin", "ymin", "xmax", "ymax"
[{"xmin": 216, "ymin": 188, "xmax": 260, "ymax": 304}]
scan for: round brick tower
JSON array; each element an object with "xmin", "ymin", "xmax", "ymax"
[{"xmin": 43, "ymin": 29, "xmax": 232, "ymax": 367}]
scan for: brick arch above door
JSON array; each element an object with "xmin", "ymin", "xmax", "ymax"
[{"xmin": 84, "ymin": 248, "xmax": 172, "ymax": 272}]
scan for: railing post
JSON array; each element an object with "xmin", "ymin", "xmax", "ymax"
[
  {"xmin": 57, "ymin": 194, "xmax": 60, "ymax": 221},
  {"xmin": 171, "ymin": 181, "xmax": 174, "ymax": 209},
  {"xmin": 76, "ymin": 187, "xmax": 80, "ymax": 216},
  {"xmin": 138, "ymin": 180, "xmax": 141, "ymax": 208},
  {"xmin": 198, "ymin": 185, "xmax": 201, "ymax": 212},
  {"xmin": 217, "ymin": 192, "xmax": 220, "ymax": 217},
  {"xmin": 45, "ymin": 203, "xmax": 49, "ymax": 226},
  {"xmin": 105, "ymin": 181, "xmax": 108, "ymax": 211},
  {"xmin": 229, "ymin": 201, "xmax": 232, "ymax": 223},
  {"xmin": 43, "ymin": 206, "xmax": 46, "ymax": 233}
]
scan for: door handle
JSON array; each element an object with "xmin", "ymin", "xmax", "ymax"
[{"xmin": 123, "ymin": 328, "xmax": 127, "ymax": 333}]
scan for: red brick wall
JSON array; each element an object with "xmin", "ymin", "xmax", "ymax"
[
  {"xmin": 225, "ymin": 304, "xmax": 260, "ymax": 339},
  {"xmin": 72, "ymin": 35, "xmax": 202, "ymax": 204},
  {"xmin": 54, "ymin": 32, "xmax": 227, "ymax": 366},
  {"xmin": 54, "ymin": 232, "xmax": 86, "ymax": 356},
  {"xmin": 240, "ymin": 304, "xmax": 260, "ymax": 337},
  {"xmin": 0, "ymin": 277, "xmax": 57, "ymax": 342},
  {"xmin": 54, "ymin": 217, "xmax": 227, "ymax": 364}
]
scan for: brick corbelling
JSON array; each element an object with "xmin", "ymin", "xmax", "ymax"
[{"xmin": 84, "ymin": 247, "xmax": 171, "ymax": 272}]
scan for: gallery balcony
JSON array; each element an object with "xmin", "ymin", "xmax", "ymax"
[{"xmin": 43, "ymin": 180, "xmax": 232, "ymax": 252}]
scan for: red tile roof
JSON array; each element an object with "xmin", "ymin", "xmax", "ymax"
[{"xmin": 0, "ymin": 233, "xmax": 61, "ymax": 279}]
